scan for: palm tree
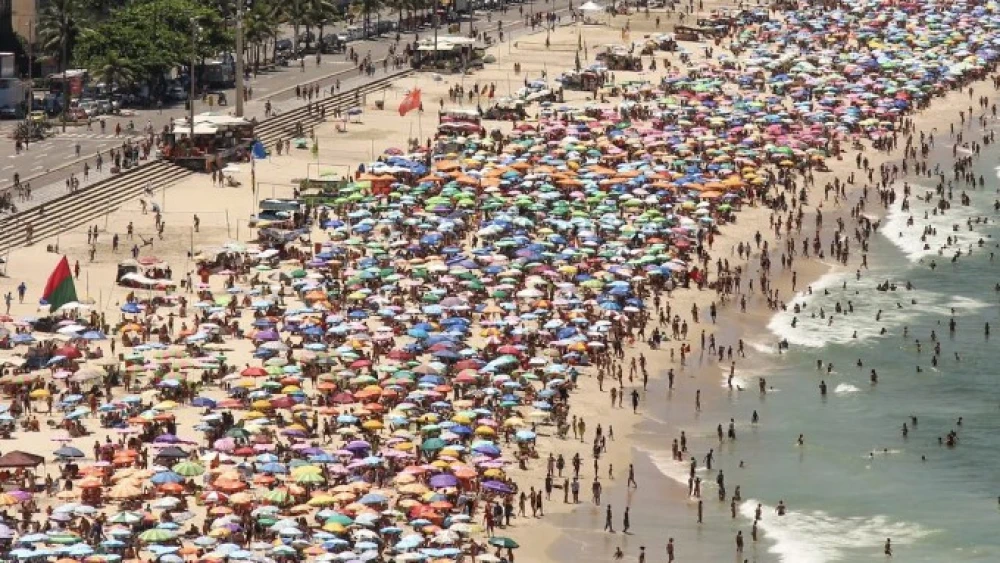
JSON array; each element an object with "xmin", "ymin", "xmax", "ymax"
[
  {"xmin": 384, "ymin": 0, "xmax": 408, "ymax": 32},
  {"xmin": 282, "ymin": 0, "xmax": 310, "ymax": 58},
  {"xmin": 37, "ymin": 0, "xmax": 85, "ymax": 127},
  {"xmin": 306, "ymin": 0, "xmax": 340, "ymax": 53},
  {"xmin": 37, "ymin": 0, "xmax": 85, "ymax": 71},
  {"xmin": 350, "ymin": 0, "xmax": 385, "ymax": 38},
  {"xmin": 244, "ymin": 0, "xmax": 282, "ymax": 67},
  {"xmin": 91, "ymin": 52, "xmax": 136, "ymax": 87}
]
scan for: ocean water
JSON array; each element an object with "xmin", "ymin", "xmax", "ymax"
[{"xmin": 584, "ymin": 144, "xmax": 1000, "ymax": 562}]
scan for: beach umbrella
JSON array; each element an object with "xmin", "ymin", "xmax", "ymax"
[
  {"xmin": 488, "ymin": 537, "xmax": 519, "ymax": 549},
  {"xmin": 109, "ymin": 512, "xmax": 142, "ymax": 524},
  {"xmin": 171, "ymin": 461, "xmax": 205, "ymax": 476},
  {"xmin": 53, "ymin": 446, "xmax": 85, "ymax": 458},
  {"xmin": 138, "ymin": 529, "xmax": 177, "ymax": 543},
  {"xmin": 149, "ymin": 471, "xmax": 184, "ymax": 485}
]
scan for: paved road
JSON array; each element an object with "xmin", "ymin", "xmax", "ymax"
[{"xmin": 0, "ymin": 0, "xmax": 578, "ymax": 193}]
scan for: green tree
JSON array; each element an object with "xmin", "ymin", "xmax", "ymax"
[
  {"xmin": 243, "ymin": 0, "xmax": 282, "ymax": 67},
  {"xmin": 37, "ymin": 0, "xmax": 86, "ymax": 72},
  {"xmin": 283, "ymin": 0, "xmax": 310, "ymax": 57},
  {"xmin": 74, "ymin": 0, "xmax": 230, "ymax": 95},
  {"xmin": 306, "ymin": 0, "xmax": 341, "ymax": 52},
  {"xmin": 90, "ymin": 52, "xmax": 136, "ymax": 87}
]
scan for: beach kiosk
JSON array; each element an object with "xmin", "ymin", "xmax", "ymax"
[{"xmin": 161, "ymin": 113, "xmax": 255, "ymax": 172}]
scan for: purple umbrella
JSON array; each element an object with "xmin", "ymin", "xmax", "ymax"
[
  {"xmin": 429, "ymin": 474, "xmax": 459, "ymax": 488},
  {"xmin": 255, "ymin": 329, "xmax": 280, "ymax": 341},
  {"xmin": 154, "ymin": 434, "xmax": 180, "ymax": 443},
  {"xmin": 6, "ymin": 490, "xmax": 31, "ymax": 502},
  {"xmin": 345, "ymin": 440, "xmax": 371, "ymax": 452},
  {"xmin": 482, "ymin": 480, "xmax": 515, "ymax": 494}
]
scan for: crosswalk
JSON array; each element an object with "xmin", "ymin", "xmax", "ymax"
[{"xmin": 54, "ymin": 132, "xmax": 142, "ymax": 141}]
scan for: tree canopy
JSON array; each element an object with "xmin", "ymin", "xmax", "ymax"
[{"xmin": 72, "ymin": 0, "xmax": 231, "ymax": 86}]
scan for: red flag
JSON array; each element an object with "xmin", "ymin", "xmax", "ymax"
[
  {"xmin": 41, "ymin": 256, "xmax": 78, "ymax": 312},
  {"xmin": 398, "ymin": 88, "xmax": 422, "ymax": 116}
]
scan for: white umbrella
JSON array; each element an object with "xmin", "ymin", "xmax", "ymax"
[{"xmin": 579, "ymin": 1, "xmax": 604, "ymax": 11}]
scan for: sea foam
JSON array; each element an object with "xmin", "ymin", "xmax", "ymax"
[
  {"xmin": 739, "ymin": 500, "xmax": 934, "ymax": 563},
  {"xmin": 767, "ymin": 271, "xmax": 988, "ymax": 347}
]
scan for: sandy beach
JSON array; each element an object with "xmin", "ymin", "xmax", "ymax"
[{"xmin": 1, "ymin": 0, "xmax": 1000, "ymax": 562}]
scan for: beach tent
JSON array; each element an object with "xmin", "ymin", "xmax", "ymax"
[{"xmin": 0, "ymin": 450, "xmax": 45, "ymax": 468}]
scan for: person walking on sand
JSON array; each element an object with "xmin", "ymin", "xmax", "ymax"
[
  {"xmin": 16, "ymin": 282, "xmax": 25, "ymax": 303},
  {"xmin": 604, "ymin": 504, "xmax": 614, "ymax": 532},
  {"xmin": 592, "ymin": 477, "xmax": 602, "ymax": 504},
  {"xmin": 622, "ymin": 506, "xmax": 630, "ymax": 534},
  {"xmin": 667, "ymin": 538, "xmax": 675, "ymax": 562},
  {"xmin": 627, "ymin": 464, "xmax": 637, "ymax": 488},
  {"xmin": 884, "ymin": 538, "xmax": 892, "ymax": 557}
]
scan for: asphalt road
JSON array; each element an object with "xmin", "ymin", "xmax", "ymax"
[{"xmin": 0, "ymin": 0, "xmax": 578, "ymax": 194}]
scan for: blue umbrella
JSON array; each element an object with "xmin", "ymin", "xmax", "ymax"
[
  {"xmin": 149, "ymin": 471, "xmax": 184, "ymax": 484},
  {"xmin": 53, "ymin": 446, "xmax": 85, "ymax": 458}
]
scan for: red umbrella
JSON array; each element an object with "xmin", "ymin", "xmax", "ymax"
[
  {"xmin": 55, "ymin": 346, "xmax": 82, "ymax": 359},
  {"xmin": 332, "ymin": 392, "xmax": 356, "ymax": 404},
  {"xmin": 270, "ymin": 396, "xmax": 294, "ymax": 409},
  {"xmin": 241, "ymin": 367, "xmax": 267, "ymax": 377},
  {"xmin": 350, "ymin": 359, "xmax": 372, "ymax": 369},
  {"xmin": 387, "ymin": 350, "xmax": 413, "ymax": 360}
]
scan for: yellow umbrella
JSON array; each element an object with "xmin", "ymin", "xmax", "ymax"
[
  {"xmin": 29, "ymin": 388, "xmax": 50, "ymax": 399},
  {"xmin": 307, "ymin": 495, "xmax": 337, "ymax": 507},
  {"xmin": 362, "ymin": 420, "xmax": 384, "ymax": 430}
]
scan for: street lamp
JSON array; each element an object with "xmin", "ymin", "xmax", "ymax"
[
  {"xmin": 60, "ymin": 24, "xmax": 68, "ymax": 132},
  {"xmin": 190, "ymin": 17, "xmax": 200, "ymax": 141},
  {"xmin": 235, "ymin": 1, "xmax": 245, "ymax": 117}
]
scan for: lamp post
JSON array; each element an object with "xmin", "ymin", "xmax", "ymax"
[
  {"xmin": 189, "ymin": 17, "xmax": 200, "ymax": 139},
  {"xmin": 60, "ymin": 26, "xmax": 68, "ymax": 132},
  {"xmin": 235, "ymin": 1, "xmax": 245, "ymax": 117},
  {"xmin": 24, "ymin": 22, "xmax": 33, "ymax": 147},
  {"xmin": 433, "ymin": 0, "xmax": 439, "ymax": 63}
]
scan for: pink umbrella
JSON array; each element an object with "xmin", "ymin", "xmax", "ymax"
[{"xmin": 213, "ymin": 437, "xmax": 236, "ymax": 452}]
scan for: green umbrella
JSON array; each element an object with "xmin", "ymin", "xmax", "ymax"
[
  {"xmin": 489, "ymin": 537, "xmax": 520, "ymax": 549},
  {"xmin": 325, "ymin": 513, "xmax": 354, "ymax": 526},
  {"xmin": 295, "ymin": 472, "xmax": 326, "ymax": 485},
  {"xmin": 172, "ymin": 461, "xmax": 205, "ymax": 477},
  {"xmin": 263, "ymin": 489, "xmax": 291, "ymax": 504},
  {"xmin": 110, "ymin": 511, "xmax": 142, "ymax": 524},
  {"xmin": 139, "ymin": 528, "xmax": 177, "ymax": 543},
  {"xmin": 421, "ymin": 437, "xmax": 446, "ymax": 452}
]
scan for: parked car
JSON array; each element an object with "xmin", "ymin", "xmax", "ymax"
[
  {"xmin": 29, "ymin": 110, "xmax": 47, "ymax": 123},
  {"xmin": 167, "ymin": 86, "xmax": 189, "ymax": 102},
  {"xmin": 96, "ymin": 99, "xmax": 115, "ymax": 114},
  {"xmin": 77, "ymin": 100, "xmax": 100, "ymax": 117},
  {"xmin": 0, "ymin": 106, "xmax": 19, "ymax": 119}
]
